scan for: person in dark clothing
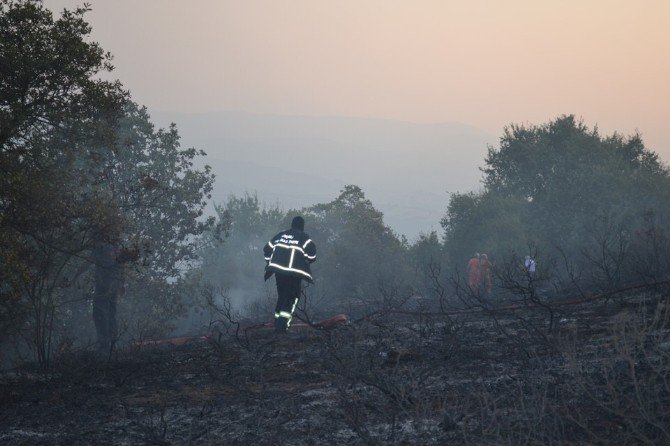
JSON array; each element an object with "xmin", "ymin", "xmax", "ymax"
[
  {"xmin": 263, "ymin": 216, "xmax": 317, "ymax": 332},
  {"xmin": 92, "ymin": 234, "xmax": 139, "ymax": 351},
  {"xmin": 65, "ymin": 224, "xmax": 137, "ymax": 352},
  {"xmin": 91, "ymin": 240, "xmax": 124, "ymax": 352}
]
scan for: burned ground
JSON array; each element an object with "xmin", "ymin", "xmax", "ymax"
[{"xmin": 2, "ymin": 289, "xmax": 669, "ymax": 445}]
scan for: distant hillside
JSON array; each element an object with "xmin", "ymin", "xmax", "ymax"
[{"xmin": 152, "ymin": 111, "xmax": 495, "ymax": 238}]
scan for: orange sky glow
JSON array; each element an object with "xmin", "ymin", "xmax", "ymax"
[{"xmin": 45, "ymin": 0, "xmax": 669, "ymax": 158}]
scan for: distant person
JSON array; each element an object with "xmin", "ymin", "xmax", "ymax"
[
  {"xmin": 92, "ymin": 224, "xmax": 139, "ymax": 352},
  {"xmin": 524, "ymin": 255, "xmax": 536, "ymax": 276},
  {"xmin": 91, "ymin": 237, "xmax": 124, "ymax": 352},
  {"xmin": 263, "ymin": 216, "xmax": 317, "ymax": 333},
  {"xmin": 467, "ymin": 253, "xmax": 481, "ymax": 291},
  {"xmin": 64, "ymin": 222, "xmax": 137, "ymax": 352},
  {"xmin": 480, "ymin": 253, "xmax": 493, "ymax": 296}
]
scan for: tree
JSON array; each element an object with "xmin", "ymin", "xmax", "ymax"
[
  {"xmin": 0, "ymin": 1, "xmax": 217, "ymax": 362},
  {"xmin": 303, "ymin": 185, "xmax": 410, "ymax": 314},
  {"xmin": 441, "ymin": 191, "xmax": 529, "ymax": 268},
  {"xmin": 484, "ymin": 116, "xmax": 665, "ymax": 201},
  {"xmin": 99, "ymin": 102, "xmax": 217, "ymax": 278},
  {"xmin": 192, "ymin": 186, "xmax": 413, "ymax": 322},
  {"xmin": 482, "ymin": 116, "xmax": 669, "ymax": 248},
  {"xmin": 0, "ymin": 0, "xmax": 126, "ymax": 362},
  {"xmin": 407, "ymin": 230, "xmax": 443, "ymax": 300},
  {"xmin": 441, "ymin": 115, "xmax": 670, "ymax": 292},
  {"xmin": 68, "ymin": 101, "xmax": 218, "ymax": 340},
  {"xmin": 0, "ymin": 0, "xmax": 125, "ymax": 149}
]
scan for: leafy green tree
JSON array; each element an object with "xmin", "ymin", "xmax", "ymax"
[
  {"xmin": 0, "ymin": 0, "xmax": 126, "ymax": 361},
  {"xmin": 95, "ymin": 102, "xmax": 217, "ymax": 277},
  {"xmin": 441, "ymin": 192, "xmax": 529, "ymax": 268},
  {"xmin": 0, "ymin": 1, "xmax": 217, "ymax": 361},
  {"xmin": 68, "ymin": 102, "xmax": 218, "ymax": 340},
  {"xmin": 442, "ymin": 115, "xmax": 670, "ymax": 291},
  {"xmin": 304, "ymin": 185, "xmax": 410, "ymax": 313},
  {"xmin": 484, "ymin": 116, "xmax": 665, "ymax": 200},
  {"xmin": 407, "ymin": 230, "xmax": 444, "ymax": 299},
  {"xmin": 192, "ymin": 186, "xmax": 412, "ymax": 321},
  {"xmin": 482, "ymin": 115, "xmax": 669, "ymax": 249},
  {"xmin": 0, "ymin": 0, "xmax": 125, "ymax": 149}
]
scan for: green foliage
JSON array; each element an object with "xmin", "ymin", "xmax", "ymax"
[
  {"xmin": 410, "ymin": 231, "xmax": 442, "ymax": 269},
  {"xmin": 304, "ymin": 185, "xmax": 411, "ymax": 310},
  {"xmin": 0, "ymin": 0, "xmax": 125, "ymax": 149},
  {"xmin": 101, "ymin": 102, "xmax": 217, "ymax": 278},
  {"xmin": 441, "ymin": 192, "xmax": 529, "ymax": 267},
  {"xmin": 442, "ymin": 115, "xmax": 670, "ymax": 285},
  {"xmin": 0, "ymin": 0, "xmax": 126, "ymax": 356},
  {"xmin": 82, "ymin": 102, "xmax": 217, "ymax": 337},
  {"xmin": 407, "ymin": 230, "xmax": 443, "ymax": 298},
  {"xmin": 0, "ymin": 1, "xmax": 216, "ymax": 362},
  {"xmin": 194, "ymin": 186, "xmax": 411, "ymax": 319}
]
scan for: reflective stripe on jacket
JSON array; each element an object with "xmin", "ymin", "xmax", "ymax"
[{"xmin": 264, "ymin": 229, "xmax": 316, "ymax": 282}]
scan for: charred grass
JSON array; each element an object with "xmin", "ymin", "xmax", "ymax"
[{"xmin": 2, "ymin": 290, "xmax": 670, "ymax": 444}]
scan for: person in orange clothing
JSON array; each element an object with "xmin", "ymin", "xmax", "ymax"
[
  {"xmin": 467, "ymin": 253, "xmax": 481, "ymax": 291},
  {"xmin": 479, "ymin": 253, "xmax": 493, "ymax": 296}
]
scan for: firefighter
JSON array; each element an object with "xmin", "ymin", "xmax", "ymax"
[
  {"xmin": 263, "ymin": 216, "xmax": 317, "ymax": 332},
  {"xmin": 467, "ymin": 253, "xmax": 481, "ymax": 291}
]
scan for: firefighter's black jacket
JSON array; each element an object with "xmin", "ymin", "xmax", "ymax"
[{"xmin": 264, "ymin": 229, "xmax": 316, "ymax": 283}]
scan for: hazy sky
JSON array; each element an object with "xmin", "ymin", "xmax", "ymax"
[{"xmin": 45, "ymin": 0, "xmax": 669, "ymax": 158}]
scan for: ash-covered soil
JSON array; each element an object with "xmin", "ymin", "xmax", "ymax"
[{"xmin": 2, "ymin": 290, "xmax": 669, "ymax": 445}]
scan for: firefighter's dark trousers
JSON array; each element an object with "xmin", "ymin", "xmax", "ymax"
[
  {"xmin": 93, "ymin": 290, "xmax": 118, "ymax": 352},
  {"xmin": 274, "ymin": 273, "xmax": 302, "ymax": 332}
]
